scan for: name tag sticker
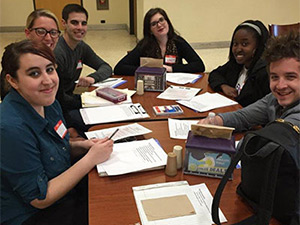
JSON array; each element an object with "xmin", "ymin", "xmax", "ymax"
[
  {"xmin": 76, "ymin": 60, "xmax": 83, "ymax": 69},
  {"xmin": 54, "ymin": 120, "xmax": 67, "ymax": 139},
  {"xmin": 165, "ymin": 55, "xmax": 176, "ymax": 64}
]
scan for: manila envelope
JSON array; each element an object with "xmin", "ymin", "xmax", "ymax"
[
  {"xmin": 141, "ymin": 194, "xmax": 196, "ymax": 221},
  {"xmin": 140, "ymin": 57, "xmax": 163, "ymax": 68}
]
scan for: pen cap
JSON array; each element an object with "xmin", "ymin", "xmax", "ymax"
[
  {"xmin": 136, "ymin": 80, "xmax": 144, "ymax": 95},
  {"xmin": 173, "ymin": 145, "xmax": 183, "ymax": 169},
  {"xmin": 165, "ymin": 152, "xmax": 178, "ymax": 177}
]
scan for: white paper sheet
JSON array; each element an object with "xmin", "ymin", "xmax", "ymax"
[
  {"xmin": 133, "ymin": 181, "xmax": 212, "ymax": 225},
  {"xmin": 166, "ymin": 73, "xmax": 202, "ymax": 85},
  {"xmin": 97, "ymin": 138, "xmax": 167, "ymax": 176},
  {"xmin": 80, "ymin": 103, "xmax": 149, "ymax": 125},
  {"xmin": 157, "ymin": 86, "xmax": 201, "ymax": 101},
  {"xmin": 177, "ymin": 92, "xmax": 238, "ymax": 112},
  {"xmin": 85, "ymin": 123, "xmax": 152, "ymax": 141},
  {"xmin": 168, "ymin": 118, "xmax": 198, "ymax": 139},
  {"xmin": 75, "ymin": 77, "xmax": 125, "ymax": 88},
  {"xmin": 191, "ymin": 183, "xmax": 227, "ymax": 224},
  {"xmin": 91, "ymin": 77, "xmax": 125, "ymax": 87}
]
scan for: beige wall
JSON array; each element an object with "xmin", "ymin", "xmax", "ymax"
[
  {"xmin": 84, "ymin": 0, "xmax": 129, "ymax": 26},
  {"xmin": 138, "ymin": 0, "xmax": 300, "ymax": 42},
  {"xmin": 0, "ymin": 0, "xmax": 129, "ymax": 29},
  {"xmin": 0, "ymin": 0, "xmax": 33, "ymax": 27},
  {"xmin": 0, "ymin": 0, "xmax": 299, "ymax": 44}
]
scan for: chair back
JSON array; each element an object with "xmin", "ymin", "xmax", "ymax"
[{"xmin": 268, "ymin": 22, "xmax": 300, "ymax": 36}]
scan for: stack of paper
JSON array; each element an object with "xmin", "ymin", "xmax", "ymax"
[
  {"xmin": 166, "ymin": 73, "xmax": 202, "ymax": 85},
  {"xmin": 85, "ymin": 123, "xmax": 152, "ymax": 141},
  {"xmin": 133, "ymin": 181, "xmax": 227, "ymax": 225},
  {"xmin": 177, "ymin": 92, "xmax": 238, "ymax": 112},
  {"xmin": 91, "ymin": 77, "xmax": 127, "ymax": 88},
  {"xmin": 157, "ymin": 86, "xmax": 201, "ymax": 101},
  {"xmin": 96, "ymin": 138, "xmax": 167, "ymax": 176},
  {"xmin": 80, "ymin": 103, "xmax": 149, "ymax": 125}
]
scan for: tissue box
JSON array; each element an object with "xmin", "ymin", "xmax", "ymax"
[
  {"xmin": 135, "ymin": 67, "xmax": 166, "ymax": 91},
  {"xmin": 183, "ymin": 131, "xmax": 236, "ymax": 179}
]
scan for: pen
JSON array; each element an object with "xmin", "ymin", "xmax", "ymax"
[
  {"xmin": 100, "ymin": 78, "xmax": 118, "ymax": 83},
  {"xmin": 108, "ymin": 128, "xmax": 119, "ymax": 140}
]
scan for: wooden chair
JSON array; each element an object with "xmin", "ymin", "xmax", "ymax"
[{"xmin": 268, "ymin": 22, "xmax": 300, "ymax": 36}]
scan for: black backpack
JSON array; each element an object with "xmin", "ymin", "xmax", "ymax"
[{"xmin": 212, "ymin": 119, "xmax": 300, "ymax": 225}]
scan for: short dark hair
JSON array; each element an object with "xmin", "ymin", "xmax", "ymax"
[
  {"xmin": 0, "ymin": 39, "xmax": 56, "ymax": 99},
  {"xmin": 62, "ymin": 4, "xmax": 88, "ymax": 21},
  {"xmin": 264, "ymin": 31, "xmax": 300, "ymax": 66}
]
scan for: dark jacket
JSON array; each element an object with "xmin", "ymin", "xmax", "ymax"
[
  {"xmin": 114, "ymin": 36, "xmax": 205, "ymax": 75},
  {"xmin": 208, "ymin": 58, "xmax": 270, "ymax": 107}
]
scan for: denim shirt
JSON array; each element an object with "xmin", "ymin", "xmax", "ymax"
[{"xmin": 0, "ymin": 89, "xmax": 71, "ymax": 225}]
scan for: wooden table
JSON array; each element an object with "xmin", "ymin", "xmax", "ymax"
[
  {"xmin": 88, "ymin": 121, "xmax": 280, "ymax": 225},
  {"xmin": 108, "ymin": 74, "xmax": 242, "ymax": 120}
]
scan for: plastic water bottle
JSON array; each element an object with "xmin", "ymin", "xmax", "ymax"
[{"xmin": 207, "ymin": 112, "xmax": 216, "ymax": 125}]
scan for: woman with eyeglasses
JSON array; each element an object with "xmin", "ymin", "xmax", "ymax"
[
  {"xmin": 114, "ymin": 7, "xmax": 205, "ymax": 75},
  {"xmin": 25, "ymin": 9, "xmax": 61, "ymax": 50},
  {"xmin": 1, "ymin": 9, "xmax": 61, "ymax": 101}
]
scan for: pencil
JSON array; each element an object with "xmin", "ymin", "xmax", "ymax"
[{"xmin": 108, "ymin": 128, "xmax": 119, "ymax": 140}]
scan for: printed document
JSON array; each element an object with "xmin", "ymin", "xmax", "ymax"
[
  {"xmin": 166, "ymin": 73, "xmax": 202, "ymax": 85},
  {"xmin": 133, "ymin": 181, "xmax": 212, "ymax": 225},
  {"xmin": 85, "ymin": 123, "xmax": 152, "ymax": 141},
  {"xmin": 157, "ymin": 86, "xmax": 201, "ymax": 101},
  {"xmin": 97, "ymin": 138, "xmax": 167, "ymax": 176},
  {"xmin": 191, "ymin": 183, "xmax": 227, "ymax": 223},
  {"xmin": 80, "ymin": 103, "xmax": 149, "ymax": 125},
  {"xmin": 168, "ymin": 118, "xmax": 198, "ymax": 139},
  {"xmin": 177, "ymin": 92, "xmax": 238, "ymax": 112}
]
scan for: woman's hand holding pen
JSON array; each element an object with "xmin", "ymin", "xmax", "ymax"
[{"xmin": 87, "ymin": 137, "xmax": 114, "ymax": 165}]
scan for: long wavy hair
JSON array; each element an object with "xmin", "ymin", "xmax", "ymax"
[{"xmin": 139, "ymin": 8, "xmax": 178, "ymax": 57}]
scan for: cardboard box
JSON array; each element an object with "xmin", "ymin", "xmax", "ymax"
[
  {"xmin": 135, "ymin": 67, "xmax": 166, "ymax": 92},
  {"xmin": 183, "ymin": 131, "xmax": 236, "ymax": 179}
]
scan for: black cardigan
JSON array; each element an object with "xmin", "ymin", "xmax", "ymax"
[
  {"xmin": 114, "ymin": 36, "xmax": 205, "ymax": 75},
  {"xmin": 208, "ymin": 59, "xmax": 270, "ymax": 107}
]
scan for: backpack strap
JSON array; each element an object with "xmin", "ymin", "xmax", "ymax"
[
  {"xmin": 211, "ymin": 133, "xmax": 254, "ymax": 225},
  {"xmin": 212, "ymin": 130, "xmax": 285, "ymax": 225},
  {"xmin": 245, "ymin": 142, "xmax": 285, "ymax": 225}
]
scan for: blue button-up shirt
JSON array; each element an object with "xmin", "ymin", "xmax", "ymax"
[{"xmin": 1, "ymin": 89, "xmax": 71, "ymax": 225}]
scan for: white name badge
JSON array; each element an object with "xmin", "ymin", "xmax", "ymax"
[
  {"xmin": 165, "ymin": 55, "xmax": 176, "ymax": 64},
  {"xmin": 76, "ymin": 60, "xmax": 83, "ymax": 69},
  {"xmin": 54, "ymin": 120, "xmax": 67, "ymax": 139}
]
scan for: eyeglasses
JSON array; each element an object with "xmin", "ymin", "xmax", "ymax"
[
  {"xmin": 150, "ymin": 17, "xmax": 166, "ymax": 27},
  {"xmin": 30, "ymin": 28, "xmax": 61, "ymax": 38}
]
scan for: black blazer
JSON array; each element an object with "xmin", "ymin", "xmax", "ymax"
[{"xmin": 208, "ymin": 59, "xmax": 270, "ymax": 107}]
